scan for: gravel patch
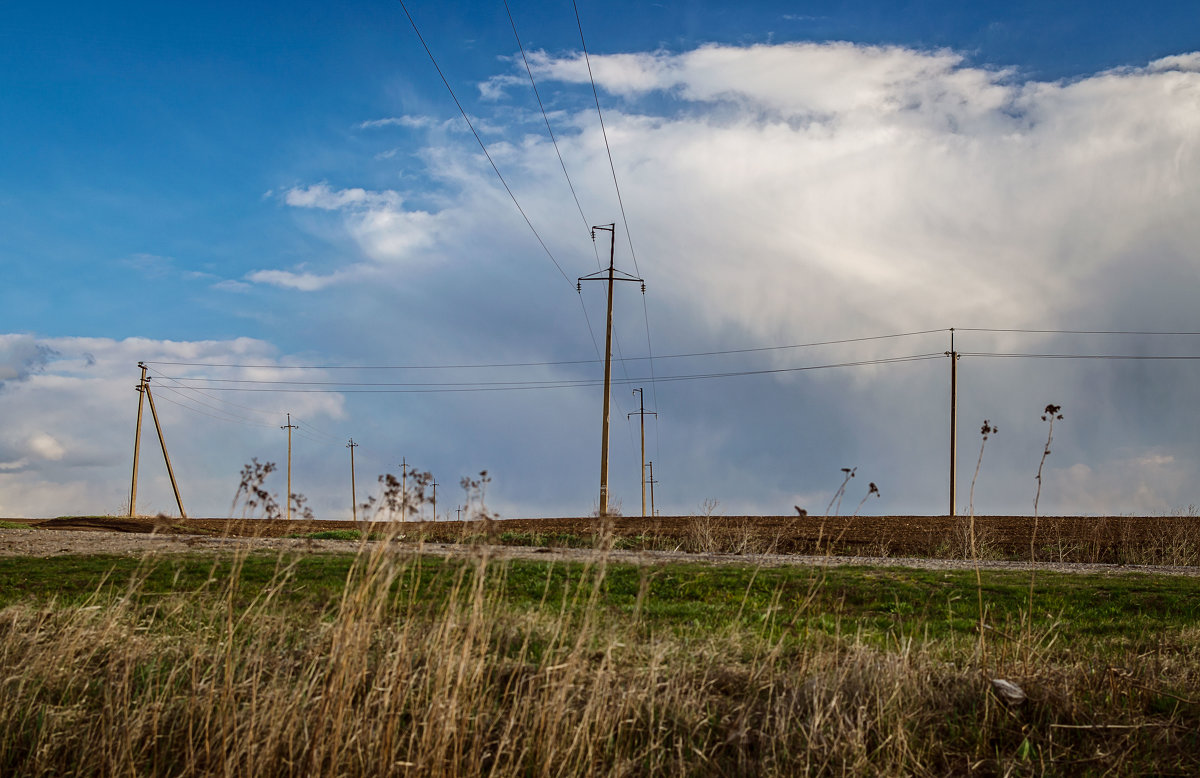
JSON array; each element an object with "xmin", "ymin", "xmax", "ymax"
[{"xmin": 3, "ymin": 527, "xmax": 1199, "ymax": 578}]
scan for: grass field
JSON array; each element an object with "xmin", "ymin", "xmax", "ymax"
[{"xmin": 1, "ymin": 545, "xmax": 1198, "ymax": 775}]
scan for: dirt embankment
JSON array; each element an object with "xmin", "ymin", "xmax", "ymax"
[{"xmin": 15, "ymin": 513, "xmax": 1199, "ymax": 561}]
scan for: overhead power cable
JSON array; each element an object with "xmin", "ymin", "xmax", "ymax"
[
  {"xmin": 394, "ymin": 0, "xmax": 571, "ymax": 284},
  {"xmin": 157, "ymin": 352, "xmax": 945, "ymax": 394},
  {"xmin": 571, "ymin": 0, "xmax": 640, "ymax": 278},
  {"xmin": 502, "ymin": 0, "xmax": 599, "ymax": 268},
  {"xmin": 959, "ymin": 327, "xmax": 1200, "ymax": 336},
  {"xmin": 570, "ymin": 0, "xmax": 659, "ymax": 426},
  {"xmin": 962, "ymin": 352, "xmax": 1200, "ymax": 360},
  {"xmin": 142, "ymin": 327, "xmax": 947, "ymax": 371},
  {"xmin": 150, "ymin": 390, "xmax": 273, "ymax": 429},
  {"xmin": 151, "ymin": 384, "xmax": 280, "ymax": 429}
]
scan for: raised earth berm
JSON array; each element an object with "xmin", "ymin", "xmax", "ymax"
[{"xmin": 24, "ymin": 514, "xmax": 1200, "ymax": 564}]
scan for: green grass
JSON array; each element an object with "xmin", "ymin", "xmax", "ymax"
[
  {"xmin": 285, "ymin": 529, "xmax": 366, "ymax": 541},
  {"xmin": 1, "ymin": 552, "xmax": 1196, "ymax": 648},
  {"xmin": 0, "ymin": 521, "xmax": 29, "ymax": 529}
]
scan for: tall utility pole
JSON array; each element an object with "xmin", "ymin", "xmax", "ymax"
[
  {"xmin": 431, "ymin": 481, "xmax": 438, "ymax": 522},
  {"xmin": 628, "ymin": 388, "xmax": 657, "ymax": 517},
  {"xmin": 128, "ymin": 363, "xmax": 149, "ymax": 517},
  {"xmin": 399, "ymin": 457, "xmax": 409, "ymax": 523},
  {"xmin": 142, "ymin": 376, "xmax": 186, "ymax": 518},
  {"xmin": 947, "ymin": 329, "xmax": 959, "ymax": 518},
  {"xmin": 647, "ymin": 460, "xmax": 658, "ymax": 517},
  {"xmin": 578, "ymin": 223, "xmax": 643, "ymax": 517},
  {"xmin": 347, "ymin": 438, "xmax": 359, "ymax": 522},
  {"xmin": 281, "ymin": 413, "xmax": 297, "ymax": 520}
]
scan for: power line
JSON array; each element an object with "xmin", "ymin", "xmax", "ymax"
[
  {"xmin": 141, "ymin": 327, "xmax": 948, "ymax": 371},
  {"xmin": 156, "ymin": 352, "xmax": 946, "ymax": 394},
  {"xmin": 151, "ymin": 384, "xmax": 280, "ymax": 429},
  {"xmin": 569, "ymin": 0, "xmax": 658, "ymax": 425},
  {"xmin": 394, "ymin": 0, "xmax": 572, "ymax": 285},
  {"xmin": 571, "ymin": 0, "xmax": 640, "ymax": 279},
  {"xmin": 502, "ymin": 0, "xmax": 595, "ymax": 255},
  {"xmin": 959, "ymin": 328, "xmax": 1200, "ymax": 336},
  {"xmin": 962, "ymin": 352, "xmax": 1200, "ymax": 360}
]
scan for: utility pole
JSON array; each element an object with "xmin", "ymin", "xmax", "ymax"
[
  {"xmin": 947, "ymin": 329, "xmax": 959, "ymax": 518},
  {"xmin": 456, "ymin": 506, "xmax": 462, "ymax": 522},
  {"xmin": 647, "ymin": 460, "xmax": 658, "ymax": 517},
  {"xmin": 347, "ymin": 438, "xmax": 359, "ymax": 523},
  {"xmin": 281, "ymin": 413, "xmax": 297, "ymax": 520},
  {"xmin": 578, "ymin": 223, "xmax": 643, "ymax": 517},
  {"xmin": 628, "ymin": 388, "xmax": 657, "ymax": 517},
  {"xmin": 142, "ymin": 376, "xmax": 186, "ymax": 518},
  {"xmin": 128, "ymin": 363, "xmax": 148, "ymax": 517},
  {"xmin": 399, "ymin": 457, "xmax": 409, "ymax": 523},
  {"xmin": 431, "ymin": 481, "xmax": 438, "ymax": 522}
]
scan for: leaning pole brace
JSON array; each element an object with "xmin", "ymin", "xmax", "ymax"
[{"xmin": 143, "ymin": 374, "xmax": 188, "ymax": 519}]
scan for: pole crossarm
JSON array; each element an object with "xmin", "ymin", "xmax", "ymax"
[{"xmin": 578, "ymin": 267, "xmax": 643, "ymax": 285}]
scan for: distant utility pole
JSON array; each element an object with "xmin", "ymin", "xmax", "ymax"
[
  {"xmin": 578, "ymin": 223, "xmax": 643, "ymax": 518},
  {"xmin": 282, "ymin": 413, "xmax": 297, "ymax": 520},
  {"xmin": 399, "ymin": 457, "xmax": 409, "ymax": 523},
  {"xmin": 347, "ymin": 438, "xmax": 359, "ymax": 523},
  {"xmin": 431, "ymin": 481, "xmax": 438, "ymax": 522},
  {"xmin": 647, "ymin": 460, "xmax": 658, "ymax": 517},
  {"xmin": 628, "ymin": 388, "xmax": 657, "ymax": 517},
  {"xmin": 946, "ymin": 329, "xmax": 959, "ymax": 518},
  {"xmin": 456, "ymin": 506, "xmax": 462, "ymax": 522},
  {"xmin": 128, "ymin": 363, "xmax": 186, "ymax": 518},
  {"xmin": 128, "ymin": 363, "xmax": 148, "ymax": 517}
]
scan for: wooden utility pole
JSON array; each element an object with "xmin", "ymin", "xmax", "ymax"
[
  {"xmin": 578, "ymin": 224, "xmax": 642, "ymax": 517},
  {"xmin": 399, "ymin": 457, "xmax": 409, "ymax": 523},
  {"xmin": 647, "ymin": 460, "xmax": 658, "ymax": 517},
  {"xmin": 628, "ymin": 388, "xmax": 657, "ymax": 517},
  {"xmin": 948, "ymin": 329, "xmax": 959, "ymax": 518},
  {"xmin": 282, "ymin": 413, "xmax": 297, "ymax": 520},
  {"xmin": 142, "ymin": 377, "xmax": 186, "ymax": 518},
  {"xmin": 347, "ymin": 438, "xmax": 359, "ymax": 523},
  {"xmin": 128, "ymin": 363, "xmax": 148, "ymax": 517},
  {"xmin": 431, "ymin": 481, "xmax": 438, "ymax": 522}
]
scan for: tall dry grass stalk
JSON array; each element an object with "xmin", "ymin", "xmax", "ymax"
[{"xmin": 2, "ymin": 533, "xmax": 1198, "ymax": 775}]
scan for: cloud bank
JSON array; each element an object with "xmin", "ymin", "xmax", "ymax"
[{"xmin": 7, "ymin": 42, "xmax": 1200, "ymax": 517}]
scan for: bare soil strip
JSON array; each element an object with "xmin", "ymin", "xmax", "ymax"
[{"xmin": 3, "ymin": 526, "xmax": 1199, "ymax": 578}]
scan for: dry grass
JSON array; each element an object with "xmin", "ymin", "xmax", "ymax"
[{"xmin": 2, "ymin": 537, "xmax": 1199, "ymax": 776}]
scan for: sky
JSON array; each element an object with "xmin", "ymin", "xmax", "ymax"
[{"xmin": 2, "ymin": 0, "xmax": 1199, "ymax": 519}]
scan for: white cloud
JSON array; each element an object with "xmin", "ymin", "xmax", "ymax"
[
  {"xmin": 279, "ymin": 183, "xmax": 440, "ymax": 265},
  {"xmin": 1048, "ymin": 452, "xmax": 1188, "ymax": 514},
  {"xmin": 245, "ymin": 269, "xmax": 345, "ymax": 292},
  {"xmin": 284, "ymin": 183, "xmax": 400, "ymax": 211},
  {"xmin": 27, "ymin": 433, "xmax": 65, "ymax": 462},
  {"xmin": 212, "ymin": 279, "xmax": 252, "ymax": 293}
]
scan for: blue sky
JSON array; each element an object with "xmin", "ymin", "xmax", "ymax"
[{"xmin": 2, "ymin": 1, "xmax": 1199, "ymax": 518}]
